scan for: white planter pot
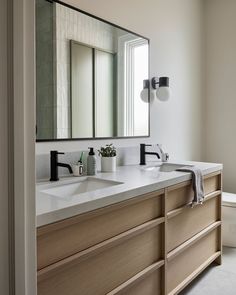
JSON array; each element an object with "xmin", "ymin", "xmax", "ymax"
[{"xmin": 101, "ymin": 156, "xmax": 116, "ymax": 172}]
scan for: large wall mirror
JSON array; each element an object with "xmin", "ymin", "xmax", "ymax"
[{"xmin": 36, "ymin": 0, "xmax": 150, "ymax": 141}]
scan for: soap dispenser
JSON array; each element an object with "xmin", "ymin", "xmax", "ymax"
[{"xmin": 87, "ymin": 147, "xmax": 97, "ymax": 175}]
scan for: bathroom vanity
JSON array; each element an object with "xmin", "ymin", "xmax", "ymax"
[
  {"xmin": 36, "ymin": 162, "xmax": 222, "ymax": 295},
  {"xmin": 35, "ymin": 1, "xmax": 222, "ymax": 294}
]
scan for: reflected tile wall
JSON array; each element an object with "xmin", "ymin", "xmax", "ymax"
[
  {"xmin": 36, "ymin": 0, "xmax": 55, "ymax": 140},
  {"xmin": 55, "ymin": 3, "xmax": 117, "ymax": 138}
]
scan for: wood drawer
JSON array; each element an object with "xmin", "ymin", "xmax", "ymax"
[
  {"xmin": 167, "ymin": 173, "xmax": 220, "ymax": 212},
  {"xmin": 107, "ymin": 263, "xmax": 163, "ymax": 295},
  {"xmin": 38, "ymin": 224, "xmax": 163, "ymax": 295},
  {"xmin": 37, "ymin": 190, "xmax": 163, "ymax": 269},
  {"xmin": 124, "ymin": 269, "xmax": 162, "ymax": 295},
  {"xmin": 167, "ymin": 195, "xmax": 220, "ymax": 251},
  {"xmin": 167, "ymin": 227, "xmax": 219, "ymax": 294}
]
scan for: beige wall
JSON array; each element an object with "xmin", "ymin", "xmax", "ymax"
[
  {"xmin": 0, "ymin": 0, "xmax": 9, "ymax": 293},
  {"xmin": 36, "ymin": 0, "xmax": 205, "ymax": 163},
  {"xmin": 205, "ymin": 0, "xmax": 236, "ymax": 192},
  {"xmin": 14, "ymin": 0, "xmax": 36, "ymax": 294}
]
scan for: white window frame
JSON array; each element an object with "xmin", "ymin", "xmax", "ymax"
[{"xmin": 117, "ymin": 34, "xmax": 147, "ymax": 136}]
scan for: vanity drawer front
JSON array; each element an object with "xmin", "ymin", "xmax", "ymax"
[
  {"xmin": 38, "ymin": 225, "xmax": 163, "ymax": 295},
  {"xmin": 167, "ymin": 228, "xmax": 219, "ymax": 294},
  {"xmin": 37, "ymin": 190, "xmax": 163, "ymax": 270},
  {"xmin": 167, "ymin": 195, "xmax": 220, "ymax": 252},
  {"xmin": 166, "ymin": 173, "xmax": 220, "ymax": 212},
  {"xmin": 121, "ymin": 268, "xmax": 162, "ymax": 295}
]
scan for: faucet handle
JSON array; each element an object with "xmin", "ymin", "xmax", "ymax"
[
  {"xmin": 50, "ymin": 150, "xmax": 65, "ymax": 158},
  {"xmin": 156, "ymin": 144, "xmax": 164, "ymax": 152},
  {"xmin": 163, "ymin": 153, "xmax": 169, "ymax": 162},
  {"xmin": 51, "ymin": 150, "xmax": 65, "ymax": 154}
]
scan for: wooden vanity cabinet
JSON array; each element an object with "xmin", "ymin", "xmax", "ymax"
[
  {"xmin": 37, "ymin": 190, "xmax": 164, "ymax": 270},
  {"xmin": 165, "ymin": 172, "xmax": 222, "ymax": 294},
  {"xmin": 37, "ymin": 171, "xmax": 222, "ymax": 295},
  {"xmin": 37, "ymin": 190, "xmax": 165, "ymax": 295},
  {"xmin": 166, "ymin": 173, "xmax": 221, "ymax": 252}
]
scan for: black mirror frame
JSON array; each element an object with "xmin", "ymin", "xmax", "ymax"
[{"xmin": 36, "ymin": 0, "xmax": 150, "ymax": 142}]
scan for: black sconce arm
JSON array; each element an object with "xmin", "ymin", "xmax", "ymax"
[{"xmin": 151, "ymin": 77, "xmax": 169, "ymax": 89}]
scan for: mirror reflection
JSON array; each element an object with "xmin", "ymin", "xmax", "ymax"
[{"xmin": 36, "ymin": 0, "xmax": 149, "ymax": 140}]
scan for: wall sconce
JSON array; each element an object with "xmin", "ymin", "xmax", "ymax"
[
  {"xmin": 140, "ymin": 79, "xmax": 155, "ymax": 103},
  {"xmin": 152, "ymin": 77, "xmax": 170, "ymax": 101},
  {"xmin": 140, "ymin": 77, "xmax": 170, "ymax": 102}
]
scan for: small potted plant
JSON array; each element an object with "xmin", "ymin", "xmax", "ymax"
[{"xmin": 98, "ymin": 144, "xmax": 117, "ymax": 172}]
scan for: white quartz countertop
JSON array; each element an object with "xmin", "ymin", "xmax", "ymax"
[{"xmin": 36, "ymin": 161, "xmax": 222, "ymax": 227}]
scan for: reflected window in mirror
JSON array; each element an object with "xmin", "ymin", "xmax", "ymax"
[{"xmin": 36, "ymin": 0, "xmax": 150, "ymax": 141}]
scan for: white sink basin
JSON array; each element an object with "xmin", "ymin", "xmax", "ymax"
[
  {"xmin": 141, "ymin": 163, "xmax": 193, "ymax": 172},
  {"xmin": 38, "ymin": 177, "xmax": 123, "ymax": 198}
]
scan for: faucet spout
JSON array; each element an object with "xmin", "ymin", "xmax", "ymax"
[
  {"xmin": 57, "ymin": 162, "xmax": 73, "ymax": 174},
  {"xmin": 144, "ymin": 152, "xmax": 160, "ymax": 159},
  {"xmin": 140, "ymin": 143, "xmax": 168, "ymax": 165}
]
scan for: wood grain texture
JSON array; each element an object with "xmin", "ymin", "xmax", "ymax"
[
  {"xmin": 37, "ymin": 190, "xmax": 163, "ymax": 269},
  {"xmin": 107, "ymin": 261, "xmax": 164, "ymax": 295},
  {"xmin": 38, "ymin": 218, "xmax": 164, "ymax": 280},
  {"xmin": 37, "ymin": 172, "xmax": 222, "ymax": 295},
  {"xmin": 167, "ymin": 190, "xmax": 221, "ymax": 219},
  {"xmin": 37, "ymin": 190, "xmax": 164, "ymax": 236},
  {"xmin": 162, "ymin": 188, "xmax": 168, "ymax": 295},
  {"xmin": 167, "ymin": 222, "xmax": 221, "ymax": 262},
  {"xmin": 216, "ymin": 173, "xmax": 223, "ymax": 265},
  {"xmin": 168, "ymin": 252, "xmax": 221, "ymax": 295},
  {"xmin": 167, "ymin": 228, "xmax": 219, "ymax": 293},
  {"xmin": 166, "ymin": 174, "xmax": 220, "ymax": 212},
  {"xmin": 38, "ymin": 226, "xmax": 162, "ymax": 295},
  {"xmin": 167, "ymin": 196, "xmax": 220, "ymax": 251},
  {"xmin": 121, "ymin": 269, "xmax": 162, "ymax": 295}
]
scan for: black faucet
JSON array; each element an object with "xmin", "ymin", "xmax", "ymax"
[
  {"xmin": 140, "ymin": 144, "xmax": 160, "ymax": 165},
  {"xmin": 50, "ymin": 150, "xmax": 73, "ymax": 181}
]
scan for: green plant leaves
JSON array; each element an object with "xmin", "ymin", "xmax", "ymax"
[{"xmin": 98, "ymin": 144, "xmax": 116, "ymax": 157}]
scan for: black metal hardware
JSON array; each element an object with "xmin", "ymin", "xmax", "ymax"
[
  {"xmin": 140, "ymin": 144, "xmax": 160, "ymax": 165},
  {"xmin": 50, "ymin": 150, "xmax": 73, "ymax": 181},
  {"xmin": 151, "ymin": 77, "xmax": 169, "ymax": 89},
  {"xmin": 36, "ymin": 0, "xmax": 150, "ymax": 142}
]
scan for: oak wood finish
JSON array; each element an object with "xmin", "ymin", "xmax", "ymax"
[
  {"xmin": 167, "ymin": 195, "xmax": 220, "ymax": 251},
  {"xmin": 121, "ymin": 269, "xmax": 162, "ymax": 295},
  {"xmin": 37, "ymin": 171, "xmax": 222, "ymax": 295},
  {"xmin": 167, "ymin": 221, "xmax": 221, "ymax": 262},
  {"xmin": 168, "ymin": 252, "xmax": 221, "ymax": 295},
  {"xmin": 216, "ymin": 172, "xmax": 223, "ymax": 265},
  {"xmin": 166, "ymin": 173, "xmax": 220, "ymax": 212},
  {"xmin": 107, "ymin": 261, "xmax": 164, "ymax": 295},
  {"xmin": 37, "ymin": 190, "xmax": 164, "ymax": 269},
  {"xmin": 162, "ymin": 188, "xmax": 168, "ymax": 295},
  {"xmin": 167, "ymin": 228, "xmax": 219, "ymax": 293},
  {"xmin": 167, "ymin": 190, "xmax": 221, "ymax": 219},
  {"xmin": 37, "ymin": 218, "xmax": 164, "ymax": 281},
  {"xmin": 38, "ymin": 225, "xmax": 162, "ymax": 295}
]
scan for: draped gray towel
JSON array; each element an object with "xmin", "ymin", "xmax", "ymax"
[{"xmin": 176, "ymin": 166, "xmax": 204, "ymax": 207}]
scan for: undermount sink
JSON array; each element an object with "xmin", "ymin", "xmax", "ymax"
[
  {"xmin": 141, "ymin": 163, "xmax": 193, "ymax": 172},
  {"xmin": 38, "ymin": 177, "xmax": 123, "ymax": 198}
]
